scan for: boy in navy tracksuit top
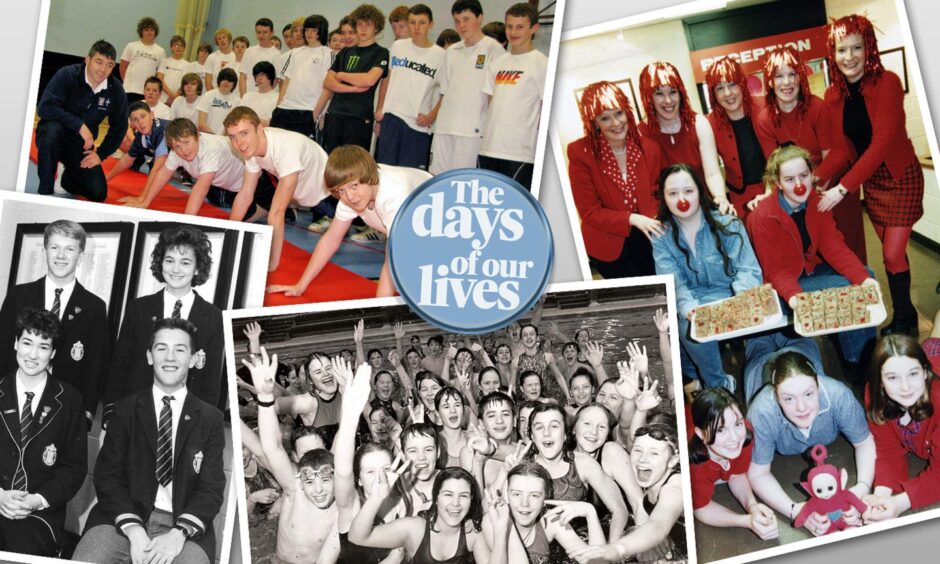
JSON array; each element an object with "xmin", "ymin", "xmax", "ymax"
[{"xmin": 35, "ymin": 40, "xmax": 128, "ymax": 201}]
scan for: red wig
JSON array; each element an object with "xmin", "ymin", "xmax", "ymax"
[
  {"xmin": 705, "ymin": 56, "xmax": 755, "ymax": 129},
  {"xmin": 763, "ymin": 46, "xmax": 812, "ymax": 125},
  {"xmin": 577, "ymin": 80, "xmax": 643, "ymax": 156},
  {"xmin": 827, "ymin": 14, "xmax": 884, "ymax": 97},
  {"xmin": 639, "ymin": 61, "xmax": 697, "ymax": 130}
]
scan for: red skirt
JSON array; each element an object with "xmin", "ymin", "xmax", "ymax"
[{"xmin": 864, "ymin": 159, "xmax": 924, "ymax": 227}]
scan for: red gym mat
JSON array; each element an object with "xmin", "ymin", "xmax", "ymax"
[{"xmin": 29, "ymin": 132, "xmax": 377, "ymax": 306}]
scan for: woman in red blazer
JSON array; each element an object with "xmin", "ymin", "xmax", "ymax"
[
  {"xmin": 820, "ymin": 15, "xmax": 925, "ymax": 337},
  {"xmin": 567, "ymin": 80, "xmax": 663, "ymax": 279}
]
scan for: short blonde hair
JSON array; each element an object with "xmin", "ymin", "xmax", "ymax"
[
  {"xmin": 325, "ymin": 145, "xmax": 379, "ymax": 192},
  {"xmin": 763, "ymin": 144, "xmax": 813, "ymax": 191},
  {"xmin": 214, "ymin": 28, "xmax": 233, "ymax": 43}
]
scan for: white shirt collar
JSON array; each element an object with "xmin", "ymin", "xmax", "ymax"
[
  {"xmin": 84, "ymin": 66, "xmax": 108, "ymax": 94},
  {"xmin": 16, "ymin": 371, "xmax": 48, "ymax": 416},
  {"xmin": 163, "ymin": 288, "xmax": 196, "ymax": 320},
  {"xmin": 44, "ymin": 277, "xmax": 77, "ymax": 320}
]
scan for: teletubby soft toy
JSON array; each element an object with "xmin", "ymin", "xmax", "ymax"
[{"xmin": 793, "ymin": 444, "xmax": 867, "ymax": 534}]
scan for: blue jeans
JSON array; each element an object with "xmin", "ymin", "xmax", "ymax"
[
  {"xmin": 796, "ymin": 263, "xmax": 876, "ymax": 364},
  {"xmin": 678, "ymin": 314, "xmax": 728, "ymax": 390}
]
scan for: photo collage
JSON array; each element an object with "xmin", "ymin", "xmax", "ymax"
[{"xmin": 1, "ymin": 1, "xmax": 940, "ymax": 564}]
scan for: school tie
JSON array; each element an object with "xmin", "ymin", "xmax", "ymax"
[
  {"xmin": 172, "ymin": 299, "xmax": 183, "ymax": 320},
  {"xmin": 50, "ymin": 288, "xmax": 63, "ymax": 319},
  {"xmin": 156, "ymin": 395, "xmax": 174, "ymax": 487},
  {"xmin": 11, "ymin": 392, "xmax": 35, "ymax": 490}
]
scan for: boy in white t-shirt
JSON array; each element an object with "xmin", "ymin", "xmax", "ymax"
[
  {"xmin": 143, "ymin": 76, "xmax": 173, "ymax": 121},
  {"xmin": 428, "ymin": 0, "xmax": 505, "ymax": 174},
  {"xmin": 240, "ymin": 18, "xmax": 280, "ymax": 96},
  {"xmin": 198, "ymin": 67, "xmax": 241, "ymax": 134},
  {"xmin": 188, "ymin": 43, "xmax": 212, "ymax": 79},
  {"xmin": 478, "ymin": 3, "xmax": 547, "ymax": 191},
  {"xmin": 205, "ymin": 28, "xmax": 236, "ymax": 91},
  {"xmin": 232, "ymin": 35, "xmax": 249, "ymax": 84},
  {"xmin": 120, "ymin": 17, "xmax": 166, "ymax": 103},
  {"xmin": 157, "ymin": 35, "xmax": 189, "ymax": 104},
  {"xmin": 374, "ymin": 4, "xmax": 445, "ymax": 170},
  {"xmin": 270, "ymin": 15, "xmax": 333, "ymax": 140},
  {"xmin": 121, "ymin": 117, "xmax": 274, "ymax": 220},
  {"xmin": 239, "ymin": 62, "xmax": 279, "ymax": 125},
  {"xmin": 268, "ymin": 145, "xmax": 431, "ymax": 298},
  {"xmin": 223, "ymin": 107, "xmax": 329, "ymax": 271}
]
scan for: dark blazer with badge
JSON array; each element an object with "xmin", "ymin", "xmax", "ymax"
[
  {"xmin": 104, "ymin": 290, "xmax": 223, "ymax": 413},
  {"xmin": 0, "ymin": 373, "xmax": 87, "ymax": 536},
  {"xmin": 0, "ymin": 278, "xmax": 110, "ymax": 419},
  {"xmin": 84, "ymin": 390, "xmax": 225, "ymax": 559}
]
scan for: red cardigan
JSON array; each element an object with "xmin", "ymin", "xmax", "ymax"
[
  {"xmin": 745, "ymin": 190, "xmax": 869, "ymax": 301},
  {"xmin": 708, "ymin": 98, "xmax": 766, "ymax": 191},
  {"xmin": 824, "ymin": 71, "xmax": 918, "ymax": 191},
  {"xmin": 566, "ymin": 136, "xmax": 661, "ymax": 261},
  {"xmin": 867, "ymin": 378, "xmax": 940, "ymax": 510}
]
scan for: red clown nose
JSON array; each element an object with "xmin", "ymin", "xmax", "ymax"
[
  {"xmin": 794, "ymin": 183, "xmax": 808, "ymax": 196},
  {"xmin": 677, "ymin": 199, "xmax": 691, "ymax": 212}
]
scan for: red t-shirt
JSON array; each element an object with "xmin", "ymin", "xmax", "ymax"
[{"xmin": 689, "ymin": 421, "xmax": 754, "ymax": 510}]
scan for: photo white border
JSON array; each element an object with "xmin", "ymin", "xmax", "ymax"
[
  {"xmin": 224, "ymin": 273, "xmax": 696, "ymax": 564},
  {"xmin": 14, "ymin": 0, "xmax": 49, "ymax": 192}
]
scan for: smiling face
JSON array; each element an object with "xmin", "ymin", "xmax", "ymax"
[
  {"xmin": 358, "ymin": 449, "xmax": 392, "ymax": 496},
  {"xmin": 438, "ymin": 394, "xmax": 464, "ymax": 429},
  {"xmin": 775, "ymin": 374, "xmax": 820, "ymax": 430},
  {"xmin": 881, "ymin": 355, "xmax": 927, "ymax": 409},
  {"xmin": 44, "ymin": 233, "xmax": 83, "ymax": 282},
  {"xmin": 520, "ymin": 374, "xmax": 541, "ymax": 401},
  {"xmin": 479, "ymin": 370, "xmax": 501, "ymax": 396},
  {"xmin": 562, "ymin": 344, "xmax": 578, "ymax": 363},
  {"xmin": 507, "ymin": 474, "xmax": 547, "ymax": 527},
  {"xmin": 419, "ymin": 378, "xmax": 442, "ymax": 410},
  {"xmin": 307, "ymin": 356, "xmax": 337, "ymax": 395},
  {"xmin": 631, "ymin": 434, "xmax": 677, "ymax": 488},
  {"xmin": 226, "ymin": 118, "xmax": 263, "ymax": 158},
  {"xmin": 170, "ymin": 134, "xmax": 199, "ymax": 162},
  {"xmin": 653, "ymin": 86, "xmax": 681, "ymax": 121},
  {"xmin": 713, "ymin": 81, "xmax": 743, "ymax": 116},
  {"xmin": 772, "ymin": 64, "xmax": 800, "ymax": 110},
  {"xmin": 595, "ymin": 381, "xmax": 624, "ymax": 417},
  {"xmin": 147, "ymin": 327, "xmax": 196, "ymax": 392},
  {"xmin": 521, "ymin": 326, "xmax": 539, "ymax": 349},
  {"xmin": 403, "ymin": 433, "xmax": 438, "ymax": 481},
  {"xmin": 531, "ymin": 409, "xmax": 565, "ymax": 460},
  {"xmin": 575, "ymin": 329, "xmax": 590, "ymax": 349},
  {"xmin": 368, "ymin": 410, "xmax": 391, "ymax": 442},
  {"xmin": 574, "ymin": 405, "xmax": 610, "ymax": 454},
  {"xmin": 663, "ymin": 169, "xmax": 700, "ymax": 219},
  {"xmin": 835, "ymin": 32, "xmax": 866, "ymax": 84},
  {"xmin": 496, "ymin": 344, "xmax": 512, "ymax": 364},
  {"xmin": 15, "ymin": 330, "xmax": 55, "ymax": 378},
  {"xmin": 593, "ymin": 108, "xmax": 629, "ymax": 147},
  {"xmin": 85, "ymin": 53, "xmax": 116, "ymax": 87},
  {"xmin": 298, "ymin": 464, "xmax": 335, "ymax": 507},
  {"xmin": 699, "ymin": 406, "xmax": 747, "ymax": 463},
  {"xmin": 507, "ymin": 322, "xmax": 521, "ymax": 342},
  {"xmin": 341, "ymin": 23, "xmax": 357, "ymax": 47},
  {"xmin": 775, "ymin": 156, "xmax": 813, "ymax": 208},
  {"xmin": 374, "ymin": 372, "xmax": 394, "ymax": 401},
  {"xmin": 162, "ymin": 245, "xmax": 198, "ymax": 294},
  {"xmin": 517, "ymin": 406, "xmax": 534, "ymax": 440},
  {"xmin": 436, "ymin": 478, "xmax": 472, "ymax": 527},
  {"xmin": 482, "ymin": 399, "xmax": 513, "ymax": 441},
  {"xmin": 570, "ymin": 375, "xmax": 595, "ymax": 407}
]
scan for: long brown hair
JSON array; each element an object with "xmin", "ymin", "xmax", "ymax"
[{"xmin": 867, "ymin": 335, "xmax": 935, "ymax": 425}]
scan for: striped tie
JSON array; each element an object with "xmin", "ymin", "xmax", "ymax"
[
  {"xmin": 11, "ymin": 391, "xmax": 35, "ymax": 490},
  {"xmin": 172, "ymin": 300, "xmax": 182, "ymax": 320},
  {"xmin": 156, "ymin": 395, "xmax": 174, "ymax": 487},
  {"xmin": 50, "ymin": 288, "xmax": 63, "ymax": 319}
]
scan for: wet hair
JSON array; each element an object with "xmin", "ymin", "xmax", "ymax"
[
  {"xmin": 170, "ymin": 35, "xmax": 186, "ymax": 48},
  {"xmin": 519, "ymin": 370, "xmax": 543, "ymax": 391},
  {"xmin": 868, "ymin": 334, "xmax": 935, "ymax": 425},
  {"xmin": 353, "ymin": 441, "xmax": 395, "ymax": 499},
  {"xmin": 763, "ymin": 144, "xmax": 814, "ymax": 192},
  {"xmin": 149, "ymin": 317, "xmax": 199, "ymax": 352},
  {"xmin": 44, "ymin": 219, "xmax": 87, "ymax": 251},
  {"xmin": 165, "ymin": 118, "xmax": 199, "ymax": 145},
  {"xmin": 297, "ymin": 448, "xmax": 334, "ymax": 472},
  {"xmin": 325, "ymin": 145, "xmax": 380, "ymax": 192},
  {"xmin": 763, "ymin": 46, "xmax": 812, "ymax": 125},
  {"xmin": 373, "ymin": 369, "xmax": 395, "ymax": 386},
  {"xmin": 222, "ymin": 106, "xmax": 261, "ymax": 129},
  {"xmin": 478, "ymin": 390, "xmax": 514, "ymax": 418},
  {"xmin": 367, "ymin": 348, "xmax": 383, "ymax": 362},
  {"xmin": 149, "ymin": 224, "xmax": 213, "ymax": 287},
  {"xmin": 255, "ymin": 18, "xmax": 274, "ymax": 32},
  {"xmin": 216, "ymin": 67, "xmax": 238, "ymax": 87},
  {"xmin": 563, "ymin": 341, "xmax": 581, "ymax": 356},
  {"xmin": 569, "ymin": 367, "xmax": 597, "ymax": 391},
  {"xmin": 389, "ymin": 5, "xmax": 409, "ymax": 23},
  {"xmin": 639, "ymin": 61, "xmax": 696, "ymax": 129},
  {"xmin": 302, "ymin": 351, "xmax": 332, "ymax": 385},
  {"xmin": 477, "ymin": 366, "xmax": 502, "ymax": 386},
  {"xmin": 689, "ymin": 387, "xmax": 751, "ymax": 464},
  {"xmin": 409, "ymin": 4, "xmax": 433, "ymax": 20},
  {"xmin": 304, "ymin": 15, "xmax": 330, "ymax": 46},
  {"xmin": 176, "ymin": 72, "xmax": 204, "ymax": 98},
  {"xmin": 634, "ymin": 424, "xmax": 680, "ymax": 460},
  {"xmin": 577, "ymin": 80, "xmax": 643, "ymax": 159},
  {"xmin": 516, "ymin": 399, "xmax": 541, "ymax": 436},
  {"xmin": 427, "ymin": 335, "xmax": 444, "ymax": 347},
  {"xmin": 436, "ymin": 29, "xmax": 459, "ymax": 48},
  {"xmin": 527, "ymin": 402, "xmax": 571, "ymax": 461},
  {"xmin": 452, "ymin": 0, "xmax": 483, "ymax": 17},
  {"xmin": 416, "ymin": 372, "xmax": 446, "ymax": 397},
  {"xmin": 705, "ymin": 56, "xmax": 755, "ymax": 128},
  {"xmin": 15, "ymin": 306, "xmax": 60, "ymax": 345},
  {"xmin": 495, "ymin": 343, "xmax": 512, "ymax": 359},
  {"xmin": 137, "ymin": 17, "xmax": 159, "ymax": 38},
  {"xmin": 769, "ymin": 350, "xmax": 819, "ymax": 389},
  {"xmin": 350, "ymin": 4, "xmax": 386, "ymax": 34},
  {"xmin": 482, "ymin": 21, "xmax": 505, "ymax": 46},
  {"xmin": 88, "ymin": 39, "xmax": 117, "ymax": 61},
  {"xmin": 507, "ymin": 459, "xmax": 554, "ymax": 500},
  {"xmin": 506, "ymin": 3, "xmax": 538, "ymax": 27},
  {"xmin": 827, "ymin": 14, "xmax": 884, "ymax": 98},
  {"xmin": 423, "ymin": 467, "xmax": 483, "ymax": 531},
  {"xmin": 434, "ymin": 386, "xmax": 467, "ymax": 412},
  {"xmin": 253, "ymin": 61, "xmax": 276, "ymax": 84},
  {"xmin": 567, "ymin": 402, "xmax": 617, "ymax": 451},
  {"xmin": 291, "ymin": 425, "xmax": 328, "ymax": 452},
  {"xmin": 658, "ymin": 163, "xmax": 742, "ymax": 278},
  {"xmin": 575, "ymin": 328, "xmax": 591, "ymax": 342},
  {"xmin": 400, "ymin": 422, "xmax": 442, "ymax": 472}
]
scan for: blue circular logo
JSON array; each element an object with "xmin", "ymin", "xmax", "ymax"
[{"xmin": 388, "ymin": 168, "xmax": 553, "ymax": 334}]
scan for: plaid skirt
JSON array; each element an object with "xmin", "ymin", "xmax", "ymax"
[{"xmin": 863, "ymin": 159, "xmax": 924, "ymax": 227}]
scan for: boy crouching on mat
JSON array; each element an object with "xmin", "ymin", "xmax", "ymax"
[{"xmin": 267, "ymin": 145, "xmax": 431, "ymax": 298}]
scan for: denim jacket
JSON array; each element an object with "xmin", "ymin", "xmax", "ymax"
[{"xmin": 652, "ymin": 209, "xmax": 763, "ymax": 318}]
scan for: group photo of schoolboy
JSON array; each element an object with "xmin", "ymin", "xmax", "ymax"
[
  {"xmin": 23, "ymin": 1, "xmax": 554, "ymax": 303},
  {"xmin": 0, "ymin": 194, "xmax": 269, "ymax": 561}
]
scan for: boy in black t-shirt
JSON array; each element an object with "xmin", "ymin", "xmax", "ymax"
[{"xmin": 323, "ymin": 4, "xmax": 389, "ymax": 152}]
